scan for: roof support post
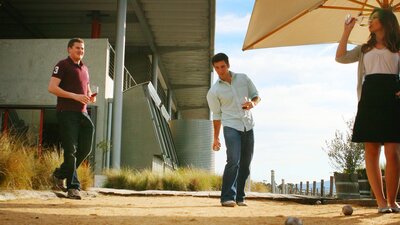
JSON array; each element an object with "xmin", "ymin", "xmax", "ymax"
[
  {"xmin": 111, "ymin": 0, "xmax": 127, "ymax": 170},
  {"xmin": 151, "ymin": 54, "xmax": 158, "ymax": 90},
  {"xmin": 167, "ymin": 89, "xmax": 172, "ymax": 118}
]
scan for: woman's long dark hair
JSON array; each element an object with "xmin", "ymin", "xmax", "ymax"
[{"xmin": 361, "ymin": 8, "xmax": 400, "ymax": 53}]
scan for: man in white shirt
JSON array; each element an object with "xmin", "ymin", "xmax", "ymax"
[{"xmin": 207, "ymin": 53, "xmax": 260, "ymax": 207}]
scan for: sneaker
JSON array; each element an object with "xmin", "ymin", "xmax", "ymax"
[
  {"xmin": 378, "ymin": 207, "xmax": 392, "ymax": 213},
  {"xmin": 51, "ymin": 174, "xmax": 67, "ymax": 192},
  {"xmin": 237, "ymin": 201, "xmax": 248, "ymax": 206},
  {"xmin": 390, "ymin": 202, "xmax": 400, "ymax": 213},
  {"xmin": 221, "ymin": 200, "xmax": 236, "ymax": 207},
  {"xmin": 67, "ymin": 189, "xmax": 82, "ymax": 200},
  {"xmin": 391, "ymin": 207, "xmax": 400, "ymax": 213}
]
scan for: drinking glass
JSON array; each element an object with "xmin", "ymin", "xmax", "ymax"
[
  {"xmin": 90, "ymin": 84, "xmax": 99, "ymax": 97},
  {"xmin": 345, "ymin": 13, "xmax": 369, "ymax": 27},
  {"xmin": 242, "ymin": 96, "xmax": 249, "ymax": 109},
  {"xmin": 356, "ymin": 15, "xmax": 369, "ymax": 26}
]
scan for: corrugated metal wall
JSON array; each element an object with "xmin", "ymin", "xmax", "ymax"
[{"xmin": 170, "ymin": 119, "xmax": 214, "ymax": 172}]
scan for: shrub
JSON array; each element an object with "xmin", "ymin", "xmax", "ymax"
[
  {"xmin": 162, "ymin": 171, "xmax": 187, "ymax": 191},
  {"xmin": 249, "ymin": 181, "xmax": 270, "ymax": 192},
  {"xmin": 77, "ymin": 161, "xmax": 94, "ymax": 190},
  {"xmin": 104, "ymin": 167, "xmax": 222, "ymax": 191},
  {"xmin": 32, "ymin": 150, "xmax": 62, "ymax": 189},
  {"xmin": 0, "ymin": 135, "xmax": 35, "ymax": 189},
  {"xmin": 324, "ymin": 119, "xmax": 365, "ymax": 174},
  {"xmin": 0, "ymin": 134, "xmax": 93, "ymax": 190}
]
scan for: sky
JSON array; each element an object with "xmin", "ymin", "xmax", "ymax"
[{"xmin": 212, "ymin": 0, "xmax": 368, "ymax": 184}]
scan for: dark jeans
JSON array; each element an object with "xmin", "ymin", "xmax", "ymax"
[
  {"xmin": 221, "ymin": 126, "xmax": 254, "ymax": 203},
  {"xmin": 54, "ymin": 111, "xmax": 94, "ymax": 190}
]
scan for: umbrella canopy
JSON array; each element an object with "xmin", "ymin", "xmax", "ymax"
[{"xmin": 243, "ymin": 0, "xmax": 400, "ymax": 50}]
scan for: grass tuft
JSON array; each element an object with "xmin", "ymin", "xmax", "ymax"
[
  {"xmin": 104, "ymin": 167, "xmax": 270, "ymax": 192},
  {"xmin": 105, "ymin": 167, "xmax": 223, "ymax": 191},
  {"xmin": 0, "ymin": 134, "xmax": 93, "ymax": 190}
]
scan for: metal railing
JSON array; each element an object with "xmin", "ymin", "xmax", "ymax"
[
  {"xmin": 108, "ymin": 44, "xmax": 137, "ymax": 91},
  {"xmin": 108, "ymin": 43, "xmax": 170, "ymax": 114}
]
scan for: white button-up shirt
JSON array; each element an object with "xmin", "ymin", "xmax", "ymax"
[{"xmin": 207, "ymin": 71, "xmax": 259, "ymax": 132}]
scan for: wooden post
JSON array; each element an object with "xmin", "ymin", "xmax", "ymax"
[
  {"xmin": 300, "ymin": 182, "xmax": 303, "ymax": 195},
  {"xmin": 306, "ymin": 181, "xmax": 309, "ymax": 195},
  {"xmin": 295, "ymin": 184, "xmax": 298, "ymax": 194},
  {"xmin": 300, "ymin": 181, "xmax": 303, "ymax": 195},
  {"xmin": 271, "ymin": 170, "xmax": 276, "ymax": 194},
  {"xmin": 281, "ymin": 179, "xmax": 285, "ymax": 194},
  {"xmin": 321, "ymin": 179, "xmax": 325, "ymax": 197},
  {"xmin": 312, "ymin": 181, "xmax": 316, "ymax": 196},
  {"xmin": 329, "ymin": 176, "xmax": 334, "ymax": 197}
]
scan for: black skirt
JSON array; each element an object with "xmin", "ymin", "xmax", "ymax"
[{"xmin": 352, "ymin": 74, "xmax": 400, "ymax": 143}]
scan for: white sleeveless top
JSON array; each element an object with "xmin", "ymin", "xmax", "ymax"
[{"xmin": 363, "ymin": 48, "xmax": 400, "ymax": 75}]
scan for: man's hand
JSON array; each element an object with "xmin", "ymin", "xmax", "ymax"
[
  {"xmin": 73, "ymin": 94, "xmax": 91, "ymax": 105},
  {"xmin": 90, "ymin": 95, "xmax": 97, "ymax": 103},
  {"xmin": 241, "ymin": 101, "xmax": 255, "ymax": 110},
  {"xmin": 212, "ymin": 138, "xmax": 221, "ymax": 151}
]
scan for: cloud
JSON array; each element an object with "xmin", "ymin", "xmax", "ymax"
[{"xmin": 216, "ymin": 13, "xmax": 251, "ymax": 34}]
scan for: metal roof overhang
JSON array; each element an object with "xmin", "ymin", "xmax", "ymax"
[{"xmin": 0, "ymin": 0, "xmax": 215, "ymax": 119}]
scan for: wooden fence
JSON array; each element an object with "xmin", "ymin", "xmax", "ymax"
[{"xmin": 270, "ymin": 170, "xmax": 334, "ymax": 197}]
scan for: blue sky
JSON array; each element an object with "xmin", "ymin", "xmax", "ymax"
[{"xmin": 213, "ymin": 0, "xmax": 364, "ymax": 184}]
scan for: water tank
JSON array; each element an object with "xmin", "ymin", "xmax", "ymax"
[{"xmin": 170, "ymin": 119, "xmax": 214, "ymax": 172}]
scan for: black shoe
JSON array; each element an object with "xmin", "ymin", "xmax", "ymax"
[
  {"xmin": 67, "ymin": 189, "xmax": 82, "ymax": 200},
  {"xmin": 51, "ymin": 174, "xmax": 67, "ymax": 192}
]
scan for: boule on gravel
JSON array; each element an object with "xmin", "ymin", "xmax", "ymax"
[
  {"xmin": 285, "ymin": 216, "xmax": 303, "ymax": 225},
  {"xmin": 342, "ymin": 205, "xmax": 353, "ymax": 216}
]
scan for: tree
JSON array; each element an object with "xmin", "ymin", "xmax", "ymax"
[{"xmin": 324, "ymin": 119, "xmax": 365, "ymax": 174}]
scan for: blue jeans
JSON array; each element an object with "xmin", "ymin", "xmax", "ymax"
[
  {"xmin": 54, "ymin": 111, "xmax": 94, "ymax": 190},
  {"xmin": 221, "ymin": 126, "xmax": 254, "ymax": 202}
]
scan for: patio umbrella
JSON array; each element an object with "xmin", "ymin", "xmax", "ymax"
[{"xmin": 243, "ymin": 0, "xmax": 400, "ymax": 50}]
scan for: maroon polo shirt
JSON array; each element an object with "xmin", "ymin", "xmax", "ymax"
[{"xmin": 51, "ymin": 57, "xmax": 90, "ymax": 112}]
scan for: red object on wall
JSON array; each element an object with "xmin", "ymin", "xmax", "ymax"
[{"xmin": 91, "ymin": 19, "xmax": 101, "ymax": 38}]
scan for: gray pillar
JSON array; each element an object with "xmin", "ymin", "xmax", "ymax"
[
  {"xmin": 271, "ymin": 170, "xmax": 276, "ymax": 193},
  {"xmin": 177, "ymin": 111, "xmax": 182, "ymax": 119},
  {"xmin": 111, "ymin": 0, "xmax": 127, "ymax": 169},
  {"xmin": 152, "ymin": 54, "xmax": 158, "ymax": 90},
  {"xmin": 167, "ymin": 89, "xmax": 172, "ymax": 117}
]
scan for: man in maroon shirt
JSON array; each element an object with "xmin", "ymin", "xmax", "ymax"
[{"xmin": 48, "ymin": 38, "xmax": 95, "ymax": 199}]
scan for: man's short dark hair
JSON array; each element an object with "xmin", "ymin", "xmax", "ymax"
[
  {"xmin": 68, "ymin": 38, "xmax": 84, "ymax": 48},
  {"xmin": 212, "ymin": 53, "xmax": 229, "ymax": 66}
]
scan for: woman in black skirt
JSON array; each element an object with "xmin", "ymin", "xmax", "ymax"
[{"xmin": 336, "ymin": 8, "xmax": 400, "ymax": 213}]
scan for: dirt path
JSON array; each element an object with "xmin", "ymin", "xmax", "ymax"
[{"xmin": 0, "ymin": 194, "xmax": 399, "ymax": 225}]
